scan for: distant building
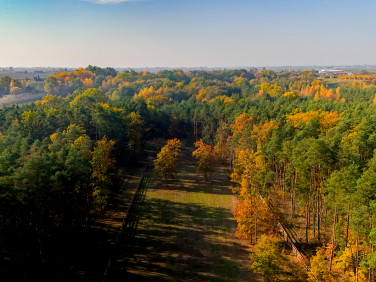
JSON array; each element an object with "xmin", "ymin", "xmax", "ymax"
[
  {"xmin": 318, "ymin": 69, "xmax": 352, "ymax": 77},
  {"xmin": 33, "ymin": 75, "xmax": 44, "ymax": 81}
]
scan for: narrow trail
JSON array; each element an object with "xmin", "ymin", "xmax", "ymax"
[{"xmin": 107, "ymin": 145, "xmax": 261, "ymax": 281}]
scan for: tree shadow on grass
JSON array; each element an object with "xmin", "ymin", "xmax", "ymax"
[
  {"xmin": 156, "ymin": 164, "xmax": 234, "ymax": 196},
  {"xmin": 107, "ymin": 198, "xmax": 253, "ymax": 281}
]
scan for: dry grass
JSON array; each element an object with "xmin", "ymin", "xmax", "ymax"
[{"xmin": 0, "ymin": 93, "xmax": 45, "ymax": 108}]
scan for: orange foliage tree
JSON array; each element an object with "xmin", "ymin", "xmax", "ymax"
[
  {"xmin": 231, "ymin": 148, "xmax": 274, "ymax": 242},
  {"xmin": 192, "ymin": 139, "xmax": 215, "ymax": 179},
  {"xmin": 233, "ymin": 178, "xmax": 274, "ymax": 242}
]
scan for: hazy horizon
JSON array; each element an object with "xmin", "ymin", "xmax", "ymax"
[
  {"xmin": 1, "ymin": 0, "xmax": 376, "ymax": 67},
  {"xmin": 2, "ymin": 65, "xmax": 376, "ymax": 71}
]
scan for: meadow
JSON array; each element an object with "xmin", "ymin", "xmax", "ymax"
[{"xmin": 109, "ymin": 145, "xmax": 258, "ymax": 281}]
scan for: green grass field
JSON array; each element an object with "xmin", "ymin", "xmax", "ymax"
[{"xmin": 110, "ymin": 146, "xmax": 259, "ymax": 281}]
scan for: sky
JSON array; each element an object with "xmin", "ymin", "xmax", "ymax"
[{"xmin": 0, "ymin": 0, "xmax": 376, "ymax": 68}]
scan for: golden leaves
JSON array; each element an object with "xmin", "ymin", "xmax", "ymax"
[{"xmin": 287, "ymin": 109, "xmax": 340, "ymax": 131}]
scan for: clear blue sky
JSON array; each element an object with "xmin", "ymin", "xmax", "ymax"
[{"xmin": 0, "ymin": 0, "xmax": 375, "ymax": 68}]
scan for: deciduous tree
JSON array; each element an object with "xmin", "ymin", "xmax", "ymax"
[{"xmin": 154, "ymin": 139, "xmax": 182, "ymax": 181}]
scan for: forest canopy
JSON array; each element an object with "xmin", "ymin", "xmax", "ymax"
[{"xmin": 2, "ymin": 66, "xmax": 376, "ymax": 280}]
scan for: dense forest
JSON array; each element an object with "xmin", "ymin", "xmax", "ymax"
[{"xmin": 1, "ymin": 66, "xmax": 376, "ymax": 281}]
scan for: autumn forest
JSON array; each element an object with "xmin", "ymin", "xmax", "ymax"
[{"xmin": 2, "ymin": 67, "xmax": 376, "ymax": 281}]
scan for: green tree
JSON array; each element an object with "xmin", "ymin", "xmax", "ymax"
[
  {"xmin": 0, "ymin": 76, "xmax": 11, "ymax": 95},
  {"xmin": 90, "ymin": 137, "xmax": 116, "ymax": 211},
  {"xmin": 44, "ymin": 76, "xmax": 59, "ymax": 94}
]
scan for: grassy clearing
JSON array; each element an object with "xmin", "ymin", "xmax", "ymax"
[{"xmin": 110, "ymin": 145, "xmax": 259, "ymax": 281}]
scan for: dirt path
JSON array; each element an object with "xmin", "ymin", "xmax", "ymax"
[{"xmin": 109, "ymin": 145, "xmax": 261, "ymax": 281}]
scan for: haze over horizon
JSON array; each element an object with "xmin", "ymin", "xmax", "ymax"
[{"xmin": 1, "ymin": 0, "xmax": 376, "ymax": 68}]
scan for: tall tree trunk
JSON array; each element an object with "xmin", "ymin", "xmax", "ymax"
[
  {"xmin": 370, "ymin": 222, "xmax": 374, "ymax": 282},
  {"xmin": 323, "ymin": 204, "xmax": 327, "ymax": 239},
  {"xmin": 290, "ymin": 180, "xmax": 294, "ymax": 225},
  {"xmin": 371, "ymin": 244, "xmax": 374, "ymax": 282},
  {"xmin": 356, "ymin": 236, "xmax": 359, "ymax": 282},
  {"xmin": 313, "ymin": 197, "xmax": 316, "ymax": 239},
  {"xmin": 317, "ymin": 192, "xmax": 321, "ymax": 242},
  {"xmin": 329, "ymin": 206, "xmax": 337, "ymax": 271},
  {"xmin": 346, "ymin": 213, "xmax": 350, "ymax": 247},
  {"xmin": 255, "ymin": 199, "xmax": 258, "ymax": 243},
  {"xmin": 305, "ymin": 203, "xmax": 309, "ymax": 243}
]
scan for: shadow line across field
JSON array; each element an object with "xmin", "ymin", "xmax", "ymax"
[
  {"xmin": 107, "ymin": 147, "xmax": 258, "ymax": 281},
  {"xmin": 113, "ymin": 199, "xmax": 251, "ymax": 281},
  {"xmin": 108, "ymin": 143, "xmax": 307, "ymax": 281}
]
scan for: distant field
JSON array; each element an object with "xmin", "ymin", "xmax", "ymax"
[
  {"xmin": 319, "ymin": 78, "xmax": 341, "ymax": 88},
  {"xmin": 0, "ymin": 68, "xmax": 69, "ymax": 80},
  {"xmin": 109, "ymin": 145, "xmax": 259, "ymax": 281},
  {"xmin": 0, "ymin": 93, "xmax": 45, "ymax": 108}
]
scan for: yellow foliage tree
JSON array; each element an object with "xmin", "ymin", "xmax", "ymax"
[
  {"xmin": 320, "ymin": 111, "xmax": 340, "ymax": 131},
  {"xmin": 134, "ymin": 86, "xmax": 167, "ymax": 106},
  {"xmin": 208, "ymin": 95, "xmax": 235, "ymax": 105},
  {"xmin": 251, "ymin": 120, "xmax": 278, "ymax": 150},
  {"xmin": 334, "ymin": 235, "xmax": 368, "ymax": 281},
  {"xmin": 300, "ymin": 81, "xmax": 343, "ymax": 101},
  {"xmin": 230, "ymin": 113, "xmax": 254, "ymax": 149},
  {"xmin": 258, "ymin": 83, "xmax": 282, "ymax": 97},
  {"xmin": 192, "ymin": 139, "xmax": 215, "ymax": 179},
  {"xmin": 282, "ymin": 91, "xmax": 298, "ymax": 101},
  {"xmin": 309, "ymin": 248, "xmax": 334, "ymax": 281},
  {"xmin": 250, "ymin": 235, "xmax": 283, "ymax": 281},
  {"xmin": 196, "ymin": 88, "xmax": 207, "ymax": 102},
  {"xmin": 36, "ymin": 94, "xmax": 63, "ymax": 107},
  {"xmin": 62, "ymin": 124, "xmax": 87, "ymax": 144},
  {"xmin": 287, "ymin": 110, "xmax": 340, "ymax": 131},
  {"xmin": 231, "ymin": 149, "xmax": 266, "ymax": 185},
  {"xmin": 154, "ymin": 139, "xmax": 182, "ymax": 181},
  {"xmin": 70, "ymin": 88, "xmax": 107, "ymax": 106},
  {"xmin": 213, "ymin": 122, "xmax": 232, "ymax": 162}
]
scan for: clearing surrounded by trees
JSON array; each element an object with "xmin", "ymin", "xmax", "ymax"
[{"xmin": 107, "ymin": 145, "xmax": 259, "ymax": 281}]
